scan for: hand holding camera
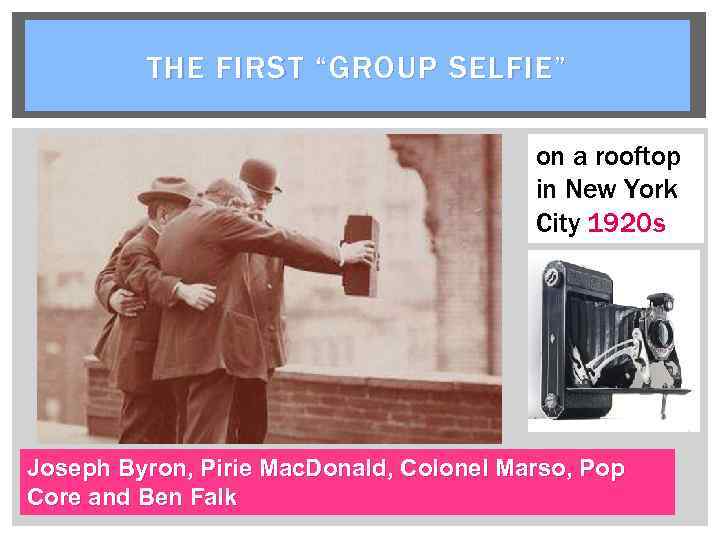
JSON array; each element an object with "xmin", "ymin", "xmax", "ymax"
[{"xmin": 340, "ymin": 240, "xmax": 376, "ymax": 267}]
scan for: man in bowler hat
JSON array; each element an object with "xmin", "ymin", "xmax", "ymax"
[
  {"xmin": 102, "ymin": 177, "xmax": 218, "ymax": 443},
  {"xmin": 228, "ymin": 159, "xmax": 337, "ymax": 442},
  {"xmin": 153, "ymin": 160, "xmax": 375, "ymax": 444}
]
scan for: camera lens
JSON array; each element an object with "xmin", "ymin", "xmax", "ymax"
[{"xmin": 649, "ymin": 320, "xmax": 674, "ymax": 349}]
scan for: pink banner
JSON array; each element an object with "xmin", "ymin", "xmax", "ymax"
[{"xmin": 19, "ymin": 449, "xmax": 674, "ymax": 516}]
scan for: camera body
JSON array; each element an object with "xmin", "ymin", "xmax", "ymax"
[
  {"xmin": 342, "ymin": 215, "xmax": 380, "ymax": 297},
  {"xmin": 541, "ymin": 261, "xmax": 687, "ymax": 419}
]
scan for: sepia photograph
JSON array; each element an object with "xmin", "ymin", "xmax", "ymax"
[{"xmin": 36, "ymin": 131, "xmax": 502, "ymax": 444}]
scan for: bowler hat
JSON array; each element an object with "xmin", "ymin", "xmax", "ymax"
[
  {"xmin": 138, "ymin": 177, "xmax": 196, "ymax": 206},
  {"xmin": 240, "ymin": 159, "xmax": 282, "ymax": 194}
]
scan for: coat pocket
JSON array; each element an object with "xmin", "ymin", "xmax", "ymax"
[
  {"xmin": 123, "ymin": 340, "xmax": 157, "ymax": 392},
  {"xmin": 219, "ymin": 311, "xmax": 263, "ymax": 375}
]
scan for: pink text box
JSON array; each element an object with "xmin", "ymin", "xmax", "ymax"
[{"xmin": 19, "ymin": 449, "xmax": 674, "ymax": 516}]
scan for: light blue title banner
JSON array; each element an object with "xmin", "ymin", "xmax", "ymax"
[{"xmin": 24, "ymin": 18, "xmax": 692, "ymax": 112}]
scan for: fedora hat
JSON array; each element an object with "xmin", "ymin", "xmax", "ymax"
[
  {"xmin": 239, "ymin": 159, "xmax": 282, "ymax": 195},
  {"xmin": 138, "ymin": 176, "xmax": 197, "ymax": 206}
]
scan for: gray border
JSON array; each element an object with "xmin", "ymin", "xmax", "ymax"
[
  {"xmin": 11, "ymin": 12, "xmax": 706, "ymax": 118},
  {"xmin": 13, "ymin": 128, "xmax": 708, "ymax": 526},
  {"xmin": 521, "ymin": 128, "xmax": 708, "ymax": 527}
]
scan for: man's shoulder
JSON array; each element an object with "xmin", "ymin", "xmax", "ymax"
[
  {"xmin": 171, "ymin": 201, "xmax": 229, "ymax": 227},
  {"xmin": 119, "ymin": 229, "xmax": 155, "ymax": 259},
  {"xmin": 196, "ymin": 204, "xmax": 264, "ymax": 231},
  {"xmin": 119, "ymin": 219, "xmax": 147, "ymax": 244}
]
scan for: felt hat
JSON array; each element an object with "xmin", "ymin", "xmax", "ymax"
[{"xmin": 138, "ymin": 177, "xmax": 196, "ymax": 206}]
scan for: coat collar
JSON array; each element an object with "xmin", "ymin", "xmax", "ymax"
[{"xmin": 140, "ymin": 224, "xmax": 160, "ymax": 246}]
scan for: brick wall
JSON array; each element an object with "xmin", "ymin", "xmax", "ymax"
[
  {"xmin": 387, "ymin": 135, "xmax": 502, "ymax": 376},
  {"xmin": 85, "ymin": 357, "xmax": 501, "ymax": 444},
  {"xmin": 85, "ymin": 356, "xmax": 123, "ymax": 437},
  {"xmin": 267, "ymin": 370, "xmax": 501, "ymax": 443}
]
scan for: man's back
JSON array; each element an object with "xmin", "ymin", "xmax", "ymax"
[
  {"xmin": 158, "ymin": 202, "xmax": 232, "ymax": 284},
  {"xmin": 154, "ymin": 202, "xmax": 237, "ymax": 380},
  {"xmin": 154, "ymin": 200, "xmax": 342, "ymax": 381}
]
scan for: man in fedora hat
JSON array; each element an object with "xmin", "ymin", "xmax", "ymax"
[
  {"xmin": 102, "ymin": 176, "xmax": 218, "ymax": 443},
  {"xmin": 153, "ymin": 165, "xmax": 375, "ymax": 444}
]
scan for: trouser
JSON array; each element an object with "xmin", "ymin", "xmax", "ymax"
[
  {"xmin": 118, "ymin": 382, "xmax": 177, "ymax": 444},
  {"xmin": 172, "ymin": 369, "xmax": 268, "ymax": 444},
  {"xmin": 229, "ymin": 378, "xmax": 268, "ymax": 444}
]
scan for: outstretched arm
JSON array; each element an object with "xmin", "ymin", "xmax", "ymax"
[
  {"xmin": 282, "ymin": 234, "xmax": 343, "ymax": 274},
  {"xmin": 213, "ymin": 209, "xmax": 340, "ymax": 268},
  {"xmin": 212, "ymin": 208, "xmax": 375, "ymax": 273},
  {"xmin": 284, "ymin": 237, "xmax": 376, "ymax": 274}
]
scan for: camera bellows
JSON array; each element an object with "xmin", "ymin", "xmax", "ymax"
[{"xmin": 567, "ymin": 298, "xmax": 641, "ymax": 388}]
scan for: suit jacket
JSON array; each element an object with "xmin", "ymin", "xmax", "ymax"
[
  {"xmin": 102, "ymin": 225, "xmax": 181, "ymax": 392},
  {"xmin": 153, "ymin": 200, "xmax": 342, "ymax": 381},
  {"xmin": 93, "ymin": 219, "xmax": 145, "ymax": 361}
]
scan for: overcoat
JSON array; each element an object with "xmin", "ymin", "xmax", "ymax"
[
  {"xmin": 103, "ymin": 225, "xmax": 180, "ymax": 392},
  {"xmin": 153, "ymin": 200, "xmax": 341, "ymax": 381},
  {"xmin": 93, "ymin": 220, "xmax": 145, "ymax": 361}
]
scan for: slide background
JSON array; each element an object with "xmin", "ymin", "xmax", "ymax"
[{"xmin": 4, "ymin": 0, "xmax": 717, "ymax": 536}]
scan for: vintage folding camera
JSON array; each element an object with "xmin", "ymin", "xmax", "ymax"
[{"xmin": 541, "ymin": 261, "xmax": 690, "ymax": 419}]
